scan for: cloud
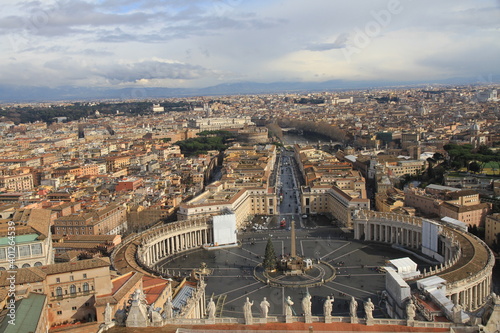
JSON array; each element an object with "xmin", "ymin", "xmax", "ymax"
[
  {"xmin": 97, "ymin": 60, "xmax": 216, "ymax": 83},
  {"xmin": 306, "ymin": 34, "xmax": 349, "ymax": 51},
  {"xmin": 0, "ymin": 0, "xmax": 499, "ymax": 91}
]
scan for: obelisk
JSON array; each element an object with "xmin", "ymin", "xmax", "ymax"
[{"xmin": 291, "ymin": 220, "xmax": 296, "ymax": 258}]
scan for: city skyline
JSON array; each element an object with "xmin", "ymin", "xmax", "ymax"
[{"xmin": 0, "ymin": 0, "xmax": 499, "ymax": 99}]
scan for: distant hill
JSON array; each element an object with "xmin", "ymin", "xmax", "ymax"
[{"xmin": 0, "ymin": 76, "xmax": 495, "ymax": 103}]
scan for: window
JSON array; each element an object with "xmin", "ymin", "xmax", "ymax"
[
  {"xmin": 0, "ymin": 248, "xmax": 5, "ymax": 260},
  {"xmin": 56, "ymin": 287, "xmax": 62, "ymax": 296},
  {"xmin": 18, "ymin": 245, "xmax": 30, "ymax": 257},
  {"xmin": 56, "ymin": 278, "xmax": 60, "ymax": 283},
  {"xmin": 72, "ymin": 306, "xmax": 77, "ymax": 310},
  {"xmin": 83, "ymin": 282, "xmax": 89, "ymax": 292},
  {"xmin": 57, "ymin": 311, "xmax": 62, "ymax": 315},
  {"xmin": 70, "ymin": 285, "xmax": 76, "ymax": 295},
  {"xmin": 83, "ymin": 273, "xmax": 87, "ymax": 279},
  {"xmin": 70, "ymin": 275, "xmax": 74, "ymax": 281},
  {"xmin": 31, "ymin": 243, "xmax": 42, "ymax": 255}
]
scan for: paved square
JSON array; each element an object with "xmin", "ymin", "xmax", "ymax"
[{"xmin": 158, "ymin": 226, "xmax": 431, "ymax": 319}]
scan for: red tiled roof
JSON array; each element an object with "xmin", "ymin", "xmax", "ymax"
[{"xmin": 144, "ymin": 284, "xmax": 166, "ymax": 304}]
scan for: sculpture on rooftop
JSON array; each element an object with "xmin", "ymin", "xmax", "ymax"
[
  {"xmin": 302, "ymin": 293, "xmax": 312, "ymax": 317},
  {"xmin": 207, "ymin": 297, "xmax": 216, "ymax": 319},
  {"xmin": 364, "ymin": 298, "xmax": 374, "ymax": 320},
  {"xmin": 323, "ymin": 296, "xmax": 334, "ymax": 317},
  {"xmin": 350, "ymin": 296, "xmax": 358, "ymax": 318},
  {"xmin": 243, "ymin": 297, "xmax": 254, "ymax": 325},
  {"xmin": 406, "ymin": 300, "xmax": 416, "ymax": 321},
  {"xmin": 260, "ymin": 297, "xmax": 270, "ymax": 318}
]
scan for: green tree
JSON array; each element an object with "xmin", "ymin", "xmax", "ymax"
[
  {"xmin": 469, "ymin": 161, "xmax": 481, "ymax": 174},
  {"xmin": 263, "ymin": 237, "xmax": 277, "ymax": 271}
]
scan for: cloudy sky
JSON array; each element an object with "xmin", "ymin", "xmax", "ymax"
[{"xmin": 0, "ymin": 0, "xmax": 499, "ymax": 89}]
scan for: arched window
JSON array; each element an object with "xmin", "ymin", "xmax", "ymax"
[
  {"xmin": 22, "ymin": 263, "xmax": 30, "ymax": 268},
  {"xmin": 34, "ymin": 262, "xmax": 42, "ymax": 267},
  {"xmin": 83, "ymin": 282, "xmax": 89, "ymax": 292},
  {"xmin": 70, "ymin": 284, "xmax": 76, "ymax": 295},
  {"xmin": 56, "ymin": 287, "xmax": 62, "ymax": 296}
]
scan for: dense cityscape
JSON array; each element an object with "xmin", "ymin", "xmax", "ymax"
[
  {"xmin": 0, "ymin": 85, "xmax": 499, "ymax": 332},
  {"xmin": 1, "ymin": 0, "xmax": 500, "ymax": 331}
]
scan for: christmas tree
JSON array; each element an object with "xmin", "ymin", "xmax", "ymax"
[{"xmin": 263, "ymin": 237, "xmax": 277, "ymax": 271}]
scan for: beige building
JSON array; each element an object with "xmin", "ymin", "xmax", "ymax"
[
  {"xmin": 439, "ymin": 190, "xmax": 490, "ymax": 227},
  {"xmin": 375, "ymin": 188, "xmax": 405, "ymax": 212},
  {"xmin": 178, "ymin": 145, "xmax": 278, "ymax": 227},
  {"xmin": 294, "ymin": 145, "xmax": 369, "ymax": 227},
  {"xmin": 0, "ymin": 172, "xmax": 34, "ymax": 192},
  {"xmin": 53, "ymin": 203, "xmax": 127, "ymax": 236},
  {"xmin": 485, "ymin": 214, "xmax": 500, "ymax": 248},
  {"xmin": 188, "ymin": 117, "xmax": 253, "ymax": 131},
  {"xmin": 405, "ymin": 187, "xmax": 490, "ymax": 227},
  {"xmin": 404, "ymin": 187, "xmax": 442, "ymax": 217},
  {"xmin": 0, "ymin": 257, "xmax": 113, "ymax": 327},
  {"xmin": 301, "ymin": 184, "xmax": 370, "ymax": 227},
  {"xmin": 178, "ymin": 186, "xmax": 277, "ymax": 227}
]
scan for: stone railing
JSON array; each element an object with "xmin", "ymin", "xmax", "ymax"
[
  {"xmin": 421, "ymin": 247, "xmax": 462, "ymax": 278},
  {"xmin": 142, "ymin": 217, "xmax": 212, "ymax": 247},
  {"xmin": 170, "ymin": 316, "xmax": 459, "ymax": 328},
  {"xmin": 357, "ymin": 210, "xmax": 422, "ymax": 227}
]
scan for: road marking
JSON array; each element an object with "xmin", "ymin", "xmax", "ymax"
[
  {"xmin": 318, "ymin": 242, "xmax": 351, "ymax": 260},
  {"xmin": 329, "ymin": 245, "xmax": 368, "ymax": 262},
  {"xmin": 328, "ymin": 280, "xmax": 377, "ymax": 296},
  {"xmin": 220, "ymin": 248, "xmax": 260, "ymax": 264},
  {"xmin": 224, "ymin": 284, "xmax": 271, "ymax": 305}
]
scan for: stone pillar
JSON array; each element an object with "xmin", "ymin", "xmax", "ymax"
[
  {"xmin": 152, "ymin": 243, "xmax": 155, "ymax": 262},
  {"xmin": 473, "ymin": 285, "xmax": 477, "ymax": 310}
]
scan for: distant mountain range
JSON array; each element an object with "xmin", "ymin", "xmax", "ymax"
[{"xmin": 0, "ymin": 77, "xmax": 496, "ymax": 103}]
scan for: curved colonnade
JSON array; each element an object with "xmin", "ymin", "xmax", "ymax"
[
  {"xmin": 353, "ymin": 210, "xmax": 495, "ymax": 312},
  {"xmin": 113, "ymin": 211, "xmax": 495, "ymax": 315},
  {"xmin": 135, "ymin": 218, "xmax": 213, "ymax": 269}
]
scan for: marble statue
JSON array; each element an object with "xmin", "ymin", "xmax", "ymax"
[
  {"xmin": 285, "ymin": 296, "xmax": 294, "ymax": 317},
  {"xmin": 323, "ymin": 296, "xmax": 334, "ymax": 317},
  {"xmin": 260, "ymin": 297, "xmax": 270, "ymax": 318},
  {"xmin": 104, "ymin": 303, "xmax": 113, "ymax": 325},
  {"xmin": 349, "ymin": 296, "xmax": 358, "ymax": 318},
  {"xmin": 364, "ymin": 298, "xmax": 374, "ymax": 320},
  {"xmin": 302, "ymin": 293, "xmax": 312, "ymax": 317},
  {"xmin": 163, "ymin": 297, "xmax": 173, "ymax": 319},
  {"xmin": 243, "ymin": 297, "xmax": 254, "ymax": 324},
  {"xmin": 207, "ymin": 297, "xmax": 216, "ymax": 319},
  {"xmin": 406, "ymin": 300, "xmax": 416, "ymax": 320}
]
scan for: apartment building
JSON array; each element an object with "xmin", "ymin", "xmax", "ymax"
[
  {"xmin": 53, "ymin": 203, "xmax": 127, "ymax": 236},
  {"xmin": 0, "ymin": 172, "xmax": 34, "ymax": 191}
]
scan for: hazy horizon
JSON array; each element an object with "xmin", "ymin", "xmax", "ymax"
[{"xmin": 1, "ymin": 0, "xmax": 499, "ymax": 98}]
